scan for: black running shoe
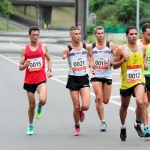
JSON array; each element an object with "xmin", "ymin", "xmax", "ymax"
[
  {"xmin": 120, "ymin": 128, "xmax": 127, "ymax": 141},
  {"xmin": 134, "ymin": 124, "xmax": 145, "ymax": 137}
]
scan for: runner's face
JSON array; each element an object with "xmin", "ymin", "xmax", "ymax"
[
  {"xmin": 126, "ymin": 29, "xmax": 138, "ymax": 44},
  {"xmin": 142, "ymin": 28, "xmax": 150, "ymax": 43},
  {"xmin": 95, "ymin": 29, "xmax": 105, "ymax": 42},
  {"xmin": 29, "ymin": 30, "xmax": 40, "ymax": 43},
  {"xmin": 70, "ymin": 30, "xmax": 81, "ymax": 43}
]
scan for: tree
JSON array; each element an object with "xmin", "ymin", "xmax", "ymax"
[
  {"xmin": 116, "ymin": 0, "xmax": 150, "ymax": 24},
  {"xmin": 0, "ymin": 0, "xmax": 13, "ymax": 17},
  {"xmin": 89, "ymin": 0, "xmax": 117, "ymax": 12}
]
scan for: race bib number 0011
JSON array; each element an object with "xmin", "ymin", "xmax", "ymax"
[
  {"xmin": 126, "ymin": 68, "xmax": 142, "ymax": 83},
  {"xmin": 94, "ymin": 57, "xmax": 108, "ymax": 70},
  {"xmin": 71, "ymin": 57, "xmax": 86, "ymax": 71},
  {"xmin": 28, "ymin": 57, "xmax": 43, "ymax": 72}
]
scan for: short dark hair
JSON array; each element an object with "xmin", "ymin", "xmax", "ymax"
[
  {"xmin": 94, "ymin": 26, "xmax": 104, "ymax": 34},
  {"xmin": 29, "ymin": 26, "xmax": 40, "ymax": 34},
  {"xmin": 70, "ymin": 26, "xmax": 80, "ymax": 31},
  {"xmin": 126, "ymin": 26, "xmax": 137, "ymax": 35},
  {"xmin": 142, "ymin": 23, "xmax": 150, "ymax": 32}
]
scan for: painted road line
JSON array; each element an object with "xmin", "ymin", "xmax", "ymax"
[{"xmin": 0, "ymin": 54, "xmax": 144, "ymax": 116}]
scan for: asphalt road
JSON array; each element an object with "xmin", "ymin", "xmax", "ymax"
[{"xmin": 0, "ymin": 30, "xmax": 150, "ymax": 150}]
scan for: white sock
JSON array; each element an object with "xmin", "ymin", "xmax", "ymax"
[
  {"xmin": 121, "ymin": 124, "xmax": 126, "ymax": 129},
  {"xmin": 101, "ymin": 120, "xmax": 105, "ymax": 122}
]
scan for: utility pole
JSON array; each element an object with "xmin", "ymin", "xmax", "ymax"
[
  {"xmin": 136, "ymin": 0, "xmax": 139, "ymax": 38},
  {"xmin": 75, "ymin": 0, "xmax": 87, "ymax": 41}
]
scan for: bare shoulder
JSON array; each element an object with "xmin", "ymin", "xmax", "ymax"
[
  {"xmin": 63, "ymin": 46, "xmax": 69, "ymax": 53},
  {"xmin": 116, "ymin": 45, "xmax": 125, "ymax": 55},
  {"xmin": 21, "ymin": 47, "xmax": 26, "ymax": 55}
]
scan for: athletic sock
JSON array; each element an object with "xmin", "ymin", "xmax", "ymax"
[
  {"xmin": 75, "ymin": 124, "xmax": 80, "ymax": 129},
  {"xmin": 121, "ymin": 124, "xmax": 126, "ymax": 129}
]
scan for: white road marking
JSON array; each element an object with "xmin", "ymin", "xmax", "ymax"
[{"xmin": 0, "ymin": 54, "xmax": 145, "ymax": 115}]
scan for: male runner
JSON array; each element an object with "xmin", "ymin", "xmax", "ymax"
[
  {"xmin": 19, "ymin": 26, "xmax": 52, "ymax": 135},
  {"xmin": 113, "ymin": 26, "xmax": 148, "ymax": 141},
  {"xmin": 137, "ymin": 23, "xmax": 150, "ymax": 136},
  {"xmin": 89, "ymin": 26, "xmax": 116, "ymax": 131},
  {"xmin": 62, "ymin": 26, "xmax": 94, "ymax": 136}
]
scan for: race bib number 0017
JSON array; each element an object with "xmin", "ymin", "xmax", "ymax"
[
  {"xmin": 28, "ymin": 57, "xmax": 43, "ymax": 72},
  {"xmin": 71, "ymin": 57, "xmax": 86, "ymax": 71},
  {"xmin": 94, "ymin": 57, "xmax": 108, "ymax": 70}
]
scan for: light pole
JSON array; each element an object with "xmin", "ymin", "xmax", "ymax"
[{"xmin": 136, "ymin": 0, "xmax": 139, "ymax": 38}]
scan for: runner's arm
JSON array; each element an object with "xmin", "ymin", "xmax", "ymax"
[
  {"xmin": 86, "ymin": 44, "xmax": 94, "ymax": 67},
  {"xmin": 110, "ymin": 42, "xmax": 116, "ymax": 66},
  {"xmin": 19, "ymin": 48, "xmax": 29, "ymax": 71},
  {"xmin": 142, "ymin": 45, "xmax": 148, "ymax": 71},
  {"xmin": 113, "ymin": 46, "xmax": 128, "ymax": 69},
  {"xmin": 62, "ymin": 47, "xmax": 69, "ymax": 59},
  {"xmin": 44, "ymin": 44, "xmax": 52, "ymax": 77}
]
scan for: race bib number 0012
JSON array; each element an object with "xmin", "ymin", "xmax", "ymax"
[
  {"xmin": 28, "ymin": 57, "xmax": 43, "ymax": 72},
  {"xmin": 126, "ymin": 68, "xmax": 142, "ymax": 83},
  {"xmin": 71, "ymin": 57, "xmax": 86, "ymax": 71}
]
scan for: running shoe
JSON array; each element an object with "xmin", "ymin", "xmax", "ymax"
[
  {"xmin": 26, "ymin": 125, "xmax": 34, "ymax": 135},
  {"xmin": 79, "ymin": 111, "xmax": 85, "ymax": 122},
  {"xmin": 120, "ymin": 128, "xmax": 127, "ymax": 141},
  {"xmin": 73, "ymin": 128, "xmax": 80, "ymax": 136},
  {"xmin": 100, "ymin": 121, "xmax": 107, "ymax": 131},
  {"xmin": 134, "ymin": 124, "xmax": 145, "ymax": 137},
  {"xmin": 144, "ymin": 127, "xmax": 150, "ymax": 138},
  {"xmin": 36, "ymin": 101, "xmax": 42, "ymax": 119}
]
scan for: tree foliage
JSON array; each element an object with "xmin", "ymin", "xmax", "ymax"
[
  {"xmin": 0, "ymin": 0, "xmax": 13, "ymax": 17},
  {"xmin": 89, "ymin": 0, "xmax": 150, "ymax": 25},
  {"xmin": 89, "ymin": 0, "xmax": 117, "ymax": 12}
]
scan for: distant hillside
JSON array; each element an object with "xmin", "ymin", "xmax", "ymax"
[{"xmin": 12, "ymin": 6, "xmax": 75, "ymax": 29}]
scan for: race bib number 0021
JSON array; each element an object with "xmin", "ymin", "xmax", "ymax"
[
  {"xmin": 28, "ymin": 57, "xmax": 43, "ymax": 72},
  {"xmin": 71, "ymin": 57, "xmax": 86, "ymax": 71}
]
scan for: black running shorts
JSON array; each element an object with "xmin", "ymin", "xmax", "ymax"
[
  {"xmin": 66, "ymin": 74, "xmax": 90, "ymax": 91},
  {"xmin": 120, "ymin": 82, "xmax": 146, "ymax": 98},
  {"xmin": 90, "ymin": 77, "xmax": 112, "ymax": 85},
  {"xmin": 145, "ymin": 76, "xmax": 150, "ymax": 91},
  {"xmin": 23, "ymin": 80, "xmax": 46, "ymax": 93}
]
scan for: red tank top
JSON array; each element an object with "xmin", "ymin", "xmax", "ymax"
[{"xmin": 24, "ymin": 42, "xmax": 46, "ymax": 84}]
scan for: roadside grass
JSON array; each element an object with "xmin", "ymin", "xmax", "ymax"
[
  {"xmin": 51, "ymin": 7, "xmax": 75, "ymax": 28},
  {"xmin": 13, "ymin": 6, "xmax": 75, "ymax": 28},
  {"xmin": 0, "ymin": 19, "xmax": 19, "ymax": 31}
]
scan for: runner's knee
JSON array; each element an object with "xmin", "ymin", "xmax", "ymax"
[
  {"xmin": 29, "ymin": 103, "xmax": 35, "ymax": 110},
  {"xmin": 82, "ymin": 105, "xmax": 89, "ymax": 111},
  {"xmin": 96, "ymin": 95, "xmax": 103, "ymax": 103}
]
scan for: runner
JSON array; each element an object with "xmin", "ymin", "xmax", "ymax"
[
  {"xmin": 113, "ymin": 26, "xmax": 148, "ymax": 141},
  {"xmin": 19, "ymin": 26, "xmax": 52, "ymax": 135},
  {"xmin": 89, "ymin": 26, "xmax": 116, "ymax": 131},
  {"xmin": 62, "ymin": 26, "xmax": 94, "ymax": 136},
  {"xmin": 137, "ymin": 23, "xmax": 150, "ymax": 136}
]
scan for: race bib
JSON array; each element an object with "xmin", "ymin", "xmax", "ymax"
[
  {"xmin": 126, "ymin": 68, "xmax": 142, "ymax": 83},
  {"xmin": 71, "ymin": 57, "xmax": 86, "ymax": 71},
  {"xmin": 94, "ymin": 57, "xmax": 108, "ymax": 70},
  {"xmin": 28, "ymin": 57, "xmax": 43, "ymax": 72}
]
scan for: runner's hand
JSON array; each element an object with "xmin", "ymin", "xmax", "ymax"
[
  {"xmin": 104, "ymin": 60, "xmax": 111, "ymax": 68},
  {"xmin": 122, "ymin": 54, "xmax": 130, "ymax": 62},
  {"xmin": 144, "ymin": 63, "xmax": 148, "ymax": 71},
  {"xmin": 47, "ymin": 71, "xmax": 52, "ymax": 78},
  {"xmin": 25, "ymin": 60, "xmax": 31, "ymax": 67},
  {"xmin": 90, "ymin": 67, "xmax": 95, "ymax": 75}
]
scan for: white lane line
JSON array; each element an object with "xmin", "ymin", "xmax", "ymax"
[
  {"xmin": 48, "ymin": 43, "xmax": 64, "ymax": 49},
  {"xmin": 52, "ymin": 60, "xmax": 67, "ymax": 61},
  {"xmin": 0, "ymin": 54, "xmax": 142, "ymax": 115},
  {"xmin": 52, "ymin": 64, "xmax": 68, "ymax": 66},
  {"xmin": 10, "ymin": 38, "xmax": 24, "ymax": 48}
]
